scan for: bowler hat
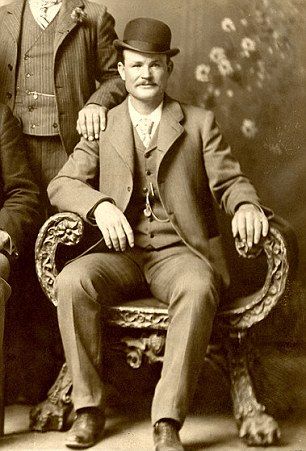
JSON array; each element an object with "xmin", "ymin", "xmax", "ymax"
[{"xmin": 114, "ymin": 18, "xmax": 180, "ymax": 57}]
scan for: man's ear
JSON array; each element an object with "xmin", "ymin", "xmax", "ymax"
[
  {"xmin": 167, "ymin": 60, "xmax": 174, "ymax": 75},
  {"xmin": 117, "ymin": 62, "xmax": 126, "ymax": 81}
]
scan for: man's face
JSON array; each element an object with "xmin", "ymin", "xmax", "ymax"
[{"xmin": 118, "ymin": 50, "xmax": 173, "ymax": 106}]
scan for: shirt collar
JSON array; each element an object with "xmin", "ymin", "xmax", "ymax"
[{"xmin": 128, "ymin": 96, "xmax": 163, "ymax": 128}]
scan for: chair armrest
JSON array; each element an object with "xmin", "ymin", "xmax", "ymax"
[
  {"xmin": 219, "ymin": 215, "xmax": 296, "ymax": 330},
  {"xmin": 35, "ymin": 212, "xmax": 84, "ymax": 306}
]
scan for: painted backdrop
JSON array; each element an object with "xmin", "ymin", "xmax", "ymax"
[{"xmin": 0, "ymin": 0, "xmax": 305, "ymax": 410}]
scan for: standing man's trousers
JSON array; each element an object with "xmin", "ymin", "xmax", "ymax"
[
  {"xmin": 23, "ymin": 135, "xmax": 68, "ymax": 216},
  {"xmin": 55, "ymin": 243, "xmax": 221, "ymax": 426}
]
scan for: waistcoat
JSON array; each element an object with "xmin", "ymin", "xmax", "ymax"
[
  {"xmin": 14, "ymin": 1, "xmax": 59, "ymax": 136},
  {"xmin": 125, "ymin": 126, "xmax": 182, "ymax": 249}
]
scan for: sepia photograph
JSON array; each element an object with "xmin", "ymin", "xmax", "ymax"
[{"xmin": 0, "ymin": 0, "xmax": 305, "ymax": 449}]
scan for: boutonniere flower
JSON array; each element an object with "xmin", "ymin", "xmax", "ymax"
[{"xmin": 71, "ymin": 6, "xmax": 87, "ymax": 23}]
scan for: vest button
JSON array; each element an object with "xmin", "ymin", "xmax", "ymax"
[
  {"xmin": 30, "ymin": 124, "xmax": 36, "ymax": 129},
  {"xmin": 52, "ymin": 123, "xmax": 58, "ymax": 129},
  {"xmin": 143, "ymin": 187, "xmax": 148, "ymax": 193},
  {"xmin": 8, "ymin": 64, "xmax": 13, "ymax": 71},
  {"xmin": 127, "ymin": 186, "xmax": 131, "ymax": 192},
  {"xmin": 150, "ymin": 233, "xmax": 154, "ymax": 238},
  {"xmin": 24, "ymin": 55, "xmax": 29, "ymax": 60},
  {"xmin": 28, "ymin": 106, "xmax": 34, "ymax": 112},
  {"xmin": 146, "ymin": 169, "xmax": 152, "ymax": 176},
  {"xmin": 26, "ymin": 73, "xmax": 31, "ymax": 78},
  {"xmin": 144, "ymin": 153, "xmax": 151, "ymax": 159},
  {"xmin": 6, "ymin": 92, "xmax": 12, "ymax": 99}
]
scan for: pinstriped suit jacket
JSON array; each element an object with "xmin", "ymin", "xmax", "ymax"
[{"xmin": 0, "ymin": 0, "xmax": 126, "ymax": 154}]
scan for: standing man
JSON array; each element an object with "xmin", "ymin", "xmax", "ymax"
[
  {"xmin": 48, "ymin": 18, "xmax": 270, "ymax": 450},
  {"xmin": 0, "ymin": 103, "xmax": 41, "ymax": 420},
  {"xmin": 0, "ymin": 0, "xmax": 125, "ymax": 209}
]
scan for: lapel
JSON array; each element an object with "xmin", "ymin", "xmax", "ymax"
[
  {"xmin": 54, "ymin": 0, "xmax": 85, "ymax": 55},
  {"xmin": 4, "ymin": 0, "xmax": 25, "ymax": 44},
  {"xmin": 157, "ymin": 95, "xmax": 185, "ymax": 166},
  {"xmin": 105, "ymin": 98, "xmax": 135, "ymax": 176}
]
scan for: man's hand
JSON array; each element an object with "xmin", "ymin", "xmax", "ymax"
[
  {"xmin": 76, "ymin": 104, "xmax": 108, "ymax": 141},
  {"xmin": 232, "ymin": 204, "xmax": 269, "ymax": 248},
  {"xmin": 94, "ymin": 201, "xmax": 134, "ymax": 252}
]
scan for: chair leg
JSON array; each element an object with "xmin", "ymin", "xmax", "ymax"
[
  {"xmin": 226, "ymin": 331, "xmax": 281, "ymax": 446},
  {"xmin": 29, "ymin": 363, "xmax": 74, "ymax": 432}
]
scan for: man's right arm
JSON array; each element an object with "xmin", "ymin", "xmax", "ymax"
[{"xmin": 48, "ymin": 139, "xmax": 134, "ymax": 251}]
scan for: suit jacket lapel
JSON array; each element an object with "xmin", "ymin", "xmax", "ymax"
[
  {"xmin": 157, "ymin": 96, "xmax": 185, "ymax": 161},
  {"xmin": 54, "ymin": 0, "xmax": 84, "ymax": 54},
  {"xmin": 106, "ymin": 98, "xmax": 135, "ymax": 176},
  {"xmin": 4, "ymin": 0, "xmax": 25, "ymax": 44}
]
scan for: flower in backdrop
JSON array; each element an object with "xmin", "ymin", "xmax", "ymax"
[
  {"xmin": 217, "ymin": 59, "xmax": 234, "ymax": 77},
  {"xmin": 241, "ymin": 37, "xmax": 257, "ymax": 57},
  {"xmin": 241, "ymin": 119, "xmax": 258, "ymax": 138},
  {"xmin": 194, "ymin": 0, "xmax": 299, "ymax": 140},
  {"xmin": 209, "ymin": 47, "xmax": 226, "ymax": 63},
  {"xmin": 195, "ymin": 64, "xmax": 211, "ymax": 82},
  {"xmin": 71, "ymin": 6, "xmax": 87, "ymax": 23},
  {"xmin": 221, "ymin": 17, "xmax": 236, "ymax": 32}
]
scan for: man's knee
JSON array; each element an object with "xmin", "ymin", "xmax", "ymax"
[
  {"xmin": 172, "ymin": 267, "xmax": 220, "ymax": 312},
  {"xmin": 55, "ymin": 261, "xmax": 97, "ymax": 303}
]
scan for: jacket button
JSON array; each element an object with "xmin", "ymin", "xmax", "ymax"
[
  {"xmin": 6, "ymin": 92, "xmax": 12, "ymax": 99},
  {"xmin": 127, "ymin": 186, "xmax": 131, "ymax": 192},
  {"xmin": 8, "ymin": 64, "xmax": 13, "ymax": 71},
  {"xmin": 146, "ymin": 169, "xmax": 152, "ymax": 176},
  {"xmin": 52, "ymin": 122, "xmax": 58, "ymax": 128},
  {"xmin": 150, "ymin": 233, "xmax": 154, "ymax": 238}
]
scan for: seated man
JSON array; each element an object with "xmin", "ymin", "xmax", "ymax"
[
  {"xmin": 0, "ymin": 103, "xmax": 40, "ymax": 353},
  {"xmin": 48, "ymin": 18, "xmax": 270, "ymax": 451}
]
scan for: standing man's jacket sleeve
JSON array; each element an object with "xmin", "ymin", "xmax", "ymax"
[{"xmin": 85, "ymin": 7, "xmax": 126, "ymax": 109}]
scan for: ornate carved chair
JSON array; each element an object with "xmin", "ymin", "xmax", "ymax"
[{"xmin": 29, "ymin": 211, "xmax": 296, "ymax": 446}]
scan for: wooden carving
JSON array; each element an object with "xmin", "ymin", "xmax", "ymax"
[{"xmin": 30, "ymin": 212, "xmax": 292, "ymax": 445}]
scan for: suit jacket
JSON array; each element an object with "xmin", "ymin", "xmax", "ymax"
[
  {"xmin": 48, "ymin": 96, "xmax": 262, "ymax": 262},
  {"xmin": 0, "ymin": 104, "xmax": 40, "ymax": 255},
  {"xmin": 0, "ymin": 0, "xmax": 126, "ymax": 154}
]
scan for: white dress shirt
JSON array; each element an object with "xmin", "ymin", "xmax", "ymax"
[
  {"xmin": 29, "ymin": 0, "xmax": 62, "ymax": 29},
  {"xmin": 128, "ymin": 96, "xmax": 163, "ymax": 142}
]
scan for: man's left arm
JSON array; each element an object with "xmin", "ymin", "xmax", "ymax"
[
  {"xmin": 202, "ymin": 111, "xmax": 272, "ymax": 247},
  {"xmin": 77, "ymin": 7, "xmax": 126, "ymax": 140}
]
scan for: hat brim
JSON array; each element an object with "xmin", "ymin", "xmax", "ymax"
[{"xmin": 114, "ymin": 39, "xmax": 180, "ymax": 57}]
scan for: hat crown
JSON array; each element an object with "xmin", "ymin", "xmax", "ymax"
[
  {"xmin": 114, "ymin": 17, "xmax": 180, "ymax": 57},
  {"xmin": 123, "ymin": 18, "xmax": 172, "ymax": 50}
]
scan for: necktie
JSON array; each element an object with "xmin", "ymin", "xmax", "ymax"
[
  {"xmin": 137, "ymin": 117, "xmax": 154, "ymax": 148},
  {"xmin": 39, "ymin": 0, "xmax": 60, "ymax": 29}
]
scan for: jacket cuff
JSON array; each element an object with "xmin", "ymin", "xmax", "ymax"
[{"xmin": 86, "ymin": 197, "xmax": 116, "ymax": 225}]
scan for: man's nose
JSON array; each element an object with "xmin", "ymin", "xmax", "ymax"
[{"xmin": 140, "ymin": 66, "xmax": 151, "ymax": 78}]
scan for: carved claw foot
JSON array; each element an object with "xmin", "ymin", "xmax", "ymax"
[
  {"xmin": 239, "ymin": 412, "xmax": 281, "ymax": 446},
  {"xmin": 29, "ymin": 399, "xmax": 74, "ymax": 432}
]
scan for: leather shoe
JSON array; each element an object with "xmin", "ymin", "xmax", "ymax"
[
  {"xmin": 65, "ymin": 408, "xmax": 105, "ymax": 449},
  {"xmin": 153, "ymin": 419, "xmax": 184, "ymax": 451}
]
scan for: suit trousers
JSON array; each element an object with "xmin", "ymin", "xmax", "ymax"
[
  {"xmin": 23, "ymin": 134, "xmax": 67, "ymax": 216},
  {"xmin": 55, "ymin": 243, "xmax": 221, "ymax": 426}
]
